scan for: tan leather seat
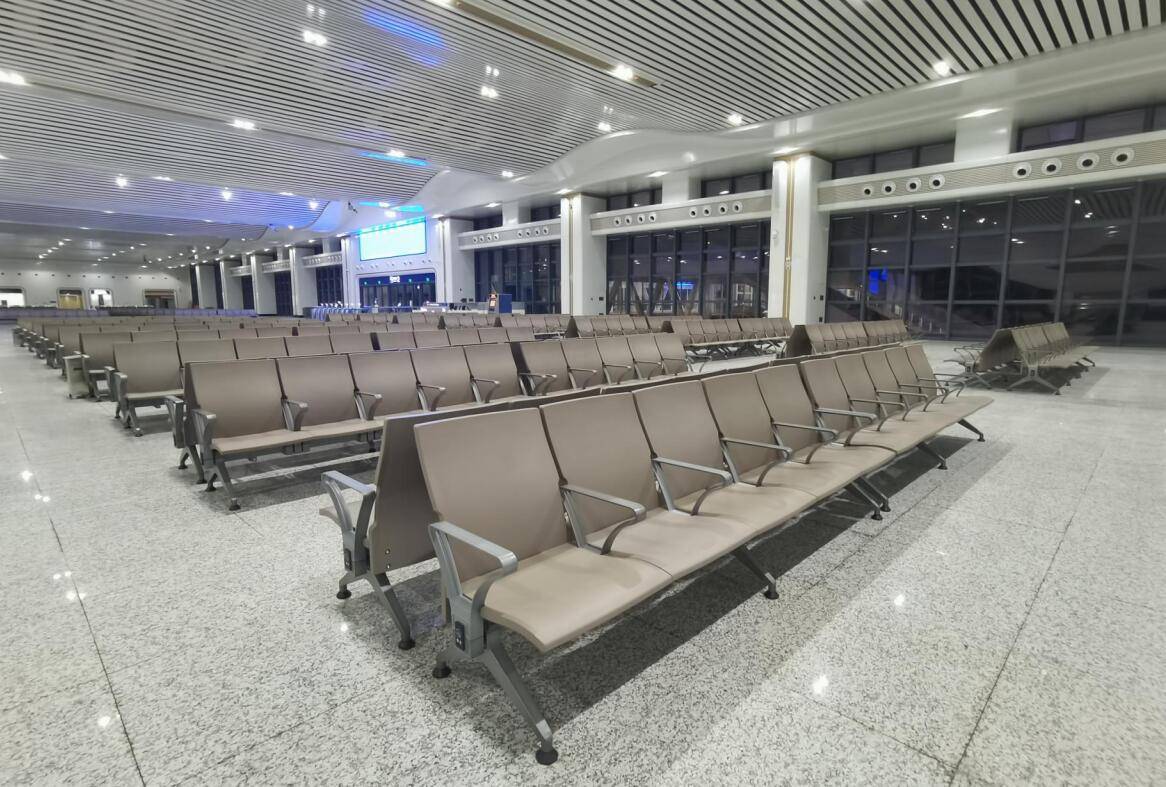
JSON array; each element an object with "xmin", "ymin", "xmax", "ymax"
[
  {"xmin": 506, "ymin": 327, "xmax": 535, "ymax": 343},
  {"xmin": 463, "ymin": 342, "xmax": 524, "ymax": 402},
  {"xmin": 626, "ymin": 333, "xmax": 668, "ymax": 378},
  {"xmin": 414, "ymin": 330, "xmax": 450, "ymax": 348},
  {"xmin": 188, "ymin": 359, "xmax": 293, "ymax": 458},
  {"xmin": 329, "ymin": 332, "xmax": 374, "ymax": 353},
  {"xmin": 560, "ymin": 338, "xmax": 605, "ymax": 388},
  {"xmin": 410, "ymin": 346, "xmax": 475, "ymax": 409},
  {"xmin": 447, "ymin": 328, "xmax": 481, "ymax": 346},
  {"xmin": 653, "ymin": 333, "xmax": 690, "ymax": 374},
  {"xmin": 276, "ymin": 354, "xmax": 377, "ymax": 440},
  {"xmin": 514, "ymin": 341, "xmax": 572, "ymax": 394},
  {"xmin": 886, "ymin": 346, "xmax": 991, "ymax": 419},
  {"xmin": 347, "ymin": 350, "xmax": 422, "ymax": 416},
  {"xmin": 594, "ymin": 336, "xmax": 637, "ymax": 383},
  {"xmin": 284, "ymin": 334, "xmax": 333, "ymax": 356},
  {"xmin": 477, "ymin": 327, "xmax": 507, "ymax": 344},
  {"xmin": 377, "ymin": 331, "xmax": 416, "ymax": 350},
  {"xmin": 234, "ymin": 336, "xmax": 288, "ymax": 359}
]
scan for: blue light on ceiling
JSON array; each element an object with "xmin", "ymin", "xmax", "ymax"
[
  {"xmin": 359, "ymin": 150, "xmax": 430, "ymax": 168},
  {"xmin": 363, "ymin": 9, "xmax": 445, "ymax": 66}
]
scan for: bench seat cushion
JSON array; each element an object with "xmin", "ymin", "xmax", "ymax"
[
  {"xmin": 126, "ymin": 388, "xmax": 182, "ymax": 402},
  {"xmin": 460, "ymin": 544, "xmax": 671, "ymax": 652},
  {"xmin": 302, "ymin": 418, "xmax": 380, "ymax": 440},
  {"xmin": 676, "ymin": 483, "xmax": 818, "ymax": 541},
  {"xmin": 917, "ymin": 393, "xmax": 992, "ymax": 422},
  {"xmin": 213, "ymin": 428, "xmax": 299, "ymax": 455},
  {"xmin": 739, "ymin": 456, "xmax": 862, "ymax": 497},
  {"xmin": 790, "ymin": 443, "xmax": 894, "ymax": 472},
  {"xmin": 587, "ymin": 507, "xmax": 755, "ymax": 577}
]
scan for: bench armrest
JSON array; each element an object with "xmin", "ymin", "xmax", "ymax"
[
  {"xmin": 354, "ymin": 390, "xmax": 382, "ymax": 420},
  {"xmin": 601, "ymin": 362, "xmax": 632, "ymax": 384},
  {"xmin": 429, "ymin": 520, "xmax": 517, "ymax": 617},
  {"xmin": 470, "ymin": 376, "xmax": 501, "ymax": 404},
  {"xmin": 282, "ymin": 399, "xmax": 310, "ymax": 431},
  {"xmin": 566, "ymin": 366, "xmax": 599, "ymax": 389},
  {"xmin": 416, "ymin": 382, "xmax": 446, "ymax": 411},
  {"xmin": 190, "ymin": 408, "xmax": 217, "ymax": 458},
  {"xmin": 772, "ymin": 420, "xmax": 838, "ymax": 440},
  {"xmin": 560, "ymin": 484, "xmax": 647, "ymax": 554},
  {"xmin": 720, "ymin": 436, "xmax": 793, "ymax": 486},
  {"xmin": 651, "ymin": 456, "xmax": 733, "ymax": 515},
  {"xmin": 164, "ymin": 395, "xmax": 186, "ymax": 449},
  {"xmin": 321, "ymin": 470, "xmax": 377, "ymax": 565},
  {"xmin": 518, "ymin": 371, "xmax": 557, "ymax": 396},
  {"xmin": 633, "ymin": 359, "xmax": 666, "ymax": 379}
]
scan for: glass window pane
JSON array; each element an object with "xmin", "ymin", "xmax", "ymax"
[
  {"xmin": 1122, "ymin": 302, "xmax": 1166, "ymax": 345},
  {"xmin": 826, "ymin": 303, "xmax": 862, "ymax": 322},
  {"xmin": 704, "ymin": 227, "xmax": 729, "ymax": 250},
  {"xmin": 906, "ymin": 302, "xmax": 949, "ymax": 336},
  {"xmin": 1072, "ymin": 186, "xmax": 1134, "ymax": 223},
  {"xmin": 1063, "ymin": 302, "xmax": 1120, "ymax": 341},
  {"xmin": 828, "ymin": 244, "xmax": 865, "ymax": 268},
  {"xmin": 953, "ymin": 266, "xmax": 1002, "ymax": 301},
  {"xmin": 629, "ymin": 191, "xmax": 654, "ymax": 208},
  {"xmin": 1128, "ymin": 257, "xmax": 1166, "ymax": 299},
  {"xmin": 1019, "ymin": 120, "xmax": 1079, "ymax": 151},
  {"xmin": 830, "ymin": 214, "xmax": 866, "ymax": 241},
  {"xmin": 871, "ymin": 209, "xmax": 908, "ymax": 238},
  {"xmin": 874, "ymin": 148, "xmax": 915, "ymax": 173},
  {"xmin": 913, "ymin": 205, "xmax": 956, "ymax": 236},
  {"xmin": 1003, "ymin": 302, "xmax": 1055, "ymax": 327},
  {"xmin": 1066, "ymin": 225, "xmax": 1130, "ymax": 258},
  {"xmin": 827, "ymin": 270, "xmax": 864, "ymax": 302},
  {"xmin": 868, "ymin": 240, "xmax": 907, "ymax": 267},
  {"xmin": 911, "ymin": 237, "xmax": 955, "ymax": 266},
  {"xmin": 606, "ymin": 195, "xmax": 628, "ymax": 211},
  {"xmin": 679, "ymin": 230, "xmax": 701, "ymax": 252},
  {"xmin": 631, "ymin": 234, "xmax": 651, "ymax": 255},
  {"xmin": 607, "ymin": 278, "xmax": 628, "ymax": 313},
  {"xmin": 1008, "ymin": 229, "xmax": 1063, "ymax": 262},
  {"xmin": 675, "ymin": 277, "xmax": 699, "ymax": 314},
  {"xmin": 949, "ymin": 304, "xmax": 998, "ymax": 338},
  {"xmin": 1006, "ymin": 262, "xmax": 1061, "ymax": 300},
  {"xmin": 958, "ymin": 235, "xmax": 1006, "ymax": 264},
  {"xmin": 960, "ymin": 200, "xmax": 1008, "ymax": 231},
  {"xmin": 917, "ymin": 141, "xmax": 954, "ymax": 167},
  {"xmin": 1061, "ymin": 260, "xmax": 1127, "ymax": 300},
  {"xmin": 1012, "ymin": 193, "xmax": 1066, "ymax": 228},
  {"xmin": 653, "ymin": 232, "xmax": 676, "ymax": 253},
  {"xmin": 704, "ymin": 178, "xmax": 732, "ymax": 197},
  {"xmin": 1082, "ymin": 108, "xmax": 1147, "ymax": 141},
  {"xmin": 733, "ymin": 247, "xmax": 760, "ymax": 274},
  {"xmin": 729, "ymin": 277, "xmax": 758, "ymax": 316},
  {"xmin": 833, "ymin": 156, "xmax": 872, "ymax": 179},
  {"xmin": 864, "ymin": 268, "xmax": 906, "ymax": 302},
  {"xmin": 733, "ymin": 223, "xmax": 761, "ymax": 248},
  {"xmin": 908, "ymin": 267, "xmax": 951, "ymax": 301},
  {"xmin": 734, "ymin": 173, "xmax": 765, "ymax": 192}
]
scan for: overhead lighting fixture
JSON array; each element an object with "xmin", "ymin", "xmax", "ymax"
[
  {"xmin": 774, "ymin": 146, "xmax": 800, "ymax": 155},
  {"xmin": 308, "ymin": 200, "xmax": 320, "ymax": 210},
  {"xmin": 555, "ymin": 188, "xmax": 572, "ymax": 195},
  {"xmin": 114, "ymin": 175, "xmax": 129, "ymax": 188},
  {"xmin": 102, "ymin": 210, "xmax": 114, "ymax": 214},
  {"xmin": 220, "ymin": 188, "xmax": 233, "ymax": 201},
  {"xmin": 611, "ymin": 64, "xmax": 635, "ymax": 81},
  {"xmin": 433, "ymin": 213, "xmax": 445, "ymax": 219},
  {"xmin": 485, "ymin": 201, "xmax": 500, "ymax": 208},
  {"xmin": 301, "ymin": 29, "xmax": 328, "ymax": 46},
  {"xmin": 387, "ymin": 148, "xmax": 406, "ymax": 158},
  {"xmin": 484, "ymin": 65, "xmax": 500, "ymax": 77},
  {"xmin": 152, "ymin": 175, "xmax": 172, "ymax": 181},
  {"xmin": 500, "ymin": 169, "xmax": 514, "ymax": 178},
  {"xmin": 0, "ymin": 153, "xmax": 6, "ymax": 160},
  {"xmin": 933, "ymin": 60, "xmax": 952, "ymax": 77},
  {"xmin": 596, "ymin": 121, "xmax": 612, "ymax": 133},
  {"xmin": 959, "ymin": 108, "xmax": 1001, "ymax": 119},
  {"xmin": 384, "ymin": 210, "xmax": 397, "ymax": 218},
  {"xmin": 0, "ymin": 69, "xmax": 27, "ymax": 86},
  {"xmin": 287, "ymin": 224, "xmax": 294, "ymax": 229},
  {"xmin": 646, "ymin": 170, "xmax": 667, "ymax": 178},
  {"xmin": 726, "ymin": 113, "xmax": 745, "ymax": 126},
  {"xmin": 230, "ymin": 118, "xmax": 257, "ymax": 131},
  {"xmin": 279, "ymin": 191, "xmax": 296, "ymax": 196},
  {"xmin": 479, "ymin": 85, "xmax": 498, "ymax": 99}
]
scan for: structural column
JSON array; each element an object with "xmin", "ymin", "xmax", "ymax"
[
  {"xmin": 219, "ymin": 260, "xmax": 244, "ymax": 310},
  {"xmin": 249, "ymin": 253, "xmax": 276, "ymax": 315},
  {"xmin": 194, "ymin": 263, "xmax": 217, "ymax": 308},
  {"xmin": 770, "ymin": 154, "xmax": 830, "ymax": 325},
  {"xmin": 288, "ymin": 246, "xmax": 318, "ymax": 315},
  {"xmin": 441, "ymin": 218, "xmax": 475, "ymax": 304},
  {"xmin": 560, "ymin": 194, "xmax": 606, "ymax": 315}
]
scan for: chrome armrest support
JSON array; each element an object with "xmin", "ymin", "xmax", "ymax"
[
  {"xmin": 567, "ymin": 366, "xmax": 599, "ymax": 389},
  {"xmin": 321, "ymin": 470, "xmax": 377, "ymax": 565},
  {"xmin": 651, "ymin": 456, "xmax": 732, "ymax": 515},
  {"xmin": 720, "ymin": 436, "xmax": 792, "ymax": 486},
  {"xmin": 560, "ymin": 484, "xmax": 647, "ymax": 554},
  {"xmin": 282, "ymin": 399, "xmax": 310, "ymax": 431},
  {"xmin": 354, "ymin": 390, "xmax": 383, "ymax": 420},
  {"xmin": 634, "ymin": 359, "xmax": 666, "ymax": 379},
  {"xmin": 518, "ymin": 371, "xmax": 557, "ymax": 396},
  {"xmin": 470, "ymin": 376, "xmax": 501, "ymax": 403},
  {"xmin": 416, "ymin": 382, "xmax": 446, "ymax": 411},
  {"xmin": 429, "ymin": 520, "xmax": 517, "ymax": 620},
  {"xmin": 190, "ymin": 408, "xmax": 217, "ymax": 458},
  {"xmin": 601, "ymin": 362, "xmax": 632, "ymax": 384},
  {"xmin": 164, "ymin": 395, "xmax": 186, "ymax": 448}
]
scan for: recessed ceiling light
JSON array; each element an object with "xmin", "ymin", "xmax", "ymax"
[
  {"xmin": 220, "ymin": 188, "xmax": 233, "ymax": 201},
  {"xmin": 0, "ymin": 153, "xmax": 6, "ymax": 160},
  {"xmin": 384, "ymin": 210, "xmax": 397, "ymax": 218},
  {"xmin": 484, "ymin": 65, "xmax": 499, "ymax": 77},
  {"xmin": 774, "ymin": 146, "xmax": 800, "ymax": 155},
  {"xmin": 279, "ymin": 191, "xmax": 295, "ymax": 196},
  {"xmin": 230, "ymin": 118, "xmax": 257, "ymax": 131},
  {"xmin": 500, "ymin": 170, "xmax": 514, "ymax": 178},
  {"xmin": 726, "ymin": 113, "xmax": 745, "ymax": 126},
  {"xmin": 308, "ymin": 200, "xmax": 319, "ymax": 210},
  {"xmin": 932, "ymin": 60, "xmax": 952, "ymax": 77},
  {"xmin": 301, "ymin": 29, "xmax": 328, "ymax": 46},
  {"xmin": 152, "ymin": 175, "xmax": 172, "ymax": 181},
  {"xmin": 611, "ymin": 63, "xmax": 635, "ymax": 81},
  {"xmin": 387, "ymin": 148, "xmax": 406, "ymax": 158},
  {"xmin": 485, "ymin": 202, "xmax": 500, "ymax": 208},
  {"xmin": 102, "ymin": 210, "xmax": 114, "ymax": 214},
  {"xmin": 432, "ymin": 213, "xmax": 445, "ymax": 219},
  {"xmin": 959, "ymin": 108, "xmax": 1001, "ymax": 119},
  {"xmin": 596, "ymin": 121, "xmax": 612, "ymax": 133},
  {"xmin": 647, "ymin": 170, "xmax": 668, "ymax": 178},
  {"xmin": 287, "ymin": 224, "xmax": 294, "ymax": 229},
  {"xmin": 80, "ymin": 226, "xmax": 89, "ymax": 230},
  {"xmin": 114, "ymin": 175, "xmax": 128, "ymax": 188},
  {"xmin": 203, "ymin": 218, "xmax": 213, "ymax": 223},
  {"xmin": 0, "ymin": 69, "xmax": 27, "ymax": 86},
  {"xmin": 479, "ymin": 85, "xmax": 498, "ymax": 99},
  {"xmin": 166, "ymin": 233, "xmax": 175, "ymax": 236},
  {"xmin": 555, "ymin": 188, "xmax": 572, "ymax": 195}
]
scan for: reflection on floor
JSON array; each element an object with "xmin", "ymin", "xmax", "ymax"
[{"xmin": 2, "ymin": 329, "xmax": 1164, "ymax": 785}]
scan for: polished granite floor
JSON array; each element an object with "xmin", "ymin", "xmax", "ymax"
[{"xmin": 1, "ymin": 328, "xmax": 1164, "ymax": 785}]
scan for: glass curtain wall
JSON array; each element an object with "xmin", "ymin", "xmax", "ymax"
[
  {"xmin": 473, "ymin": 242, "xmax": 561, "ymax": 313},
  {"xmin": 825, "ymin": 177, "xmax": 1166, "ymax": 345},
  {"xmin": 273, "ymin": 271, "xmax": 293, "ymax": 315},
  {"xmin": 606, "ymin": 221, "xmax": 770, "ymax": 317}
]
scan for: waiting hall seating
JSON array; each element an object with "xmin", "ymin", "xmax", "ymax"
[
  {"xmin": 63, "ymin": 331, "xmax": 131, "ymax": 398},
  {"xmin": 949, "ymin": 322, "xmax": 1096, "ymax": 394},
  {"xmin": 234, "ymin": 336, "xmax": 288, "ymax": 360},
  {"xmin": 109, "ymin": 340, "xmax": 183, "ymax": 435},
  {"xmin": 329, "ymin": 332, "xmax": 375, "ymax": 354},
  {"xmin": 285, "ymin": 334, "xmax": 334, "ymax": 356}
]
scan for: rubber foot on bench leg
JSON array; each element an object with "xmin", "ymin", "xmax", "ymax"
[
  {"xmin": 870, "ymin": 511, "xmax": 883, "ymax": 521},
  {"xmin": 432, "ymin": 664, "xmax": 451, "ymax": 679},
  {"xmin": 228, "ymin": 500, "xmax": 240, "ymax": 511},
  {"xmin": 535, "ymin": 747, "xmax": 559, "ymax": 766},
  {"xmin": 937, "ymin": 462, "xmax": 948, "ymax": 471},
  {"xmin": 398, "ymin": 638, "xmax": 415, "ymax": 650},
  {"xmin": 880, "ymin": 503, "xmax": 891, "ymax": 512},
  {"xmin": 335, "ymin": 587, "xmax": 352, "ymax": 600},
  {"xmin": 763, "ymin": 587, "xmax": 779, "ymax": 600},
  {"xmin": 978, "ymin": 435, "xmax": 985, "ymax": 442}
]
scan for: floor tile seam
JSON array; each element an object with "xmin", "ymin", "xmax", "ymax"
[
  {"xmin": 787, "ymin": 686, "xmax": 956, "ymax": 773},
  {"xmin": 944, "ymin": 450, "xmax": 1099, "ymax": 783}
]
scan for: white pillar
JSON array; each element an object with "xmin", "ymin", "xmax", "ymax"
[
  {"xmin": 194, "ymin": 264, "xmax": 217, "ymax": 308},
  {"xmin": 660, "ymin": 170, "xmax": 699, "ymax": 204},
  {"xmin": 442, "ymin": 218, "xmax": 475, "ymax": 304},
  {"xmin": 289, "ymin": 246, "xmax": 318, "ymax": 315},
  {"xmin": 771, "ymin": 155, "xmax": 830, "ymax": 325},
  {"xmin": 954, "ymin": 111, "xmax": 1015, "ymax": 162},
  {"xmin": 502, "ymin": 200, "xmax": 527, "ymax": 226},
  {"xmin": 219, "ymin": 260, "xmax": 243, "ymax": 309},
  {"xmin": 249, "ymin": 253, "xmax": 276, "ymax": 314},
  {"xmin": 561, "ymin": 194, "xmax": 606, "ymax": 315}
]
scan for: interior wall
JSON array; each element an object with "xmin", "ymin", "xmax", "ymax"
[
  {"xmin": 343, "ymin": 219, "xmax": 448, "ymax": 304},
  {"xmin": 0, "ymin": 261, "xmax": 192, "ymax": 308}
]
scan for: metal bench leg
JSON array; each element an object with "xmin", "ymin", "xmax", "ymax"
[
  {"xmin": 126, "ymin": 404, "xmax": 143, "ymax": 436},
  {"xmin": 731, "ymin": 545, "xmax": 780, "ymax": 600},
  {"xmin": 371, "ymin": 572, "xmax": 415, "ymax": 650},
  {"xmin": 854, "ymin": 477, "xmax": 891, "ymax": 512},
  {"xmin": 480, "ymin": 628, "xmax": 558, "ymax": 765},
  {"xmin": 209, "ymin": 457, "xmax": 241, "ymax": 510},
  {"xmin": 917, "ymin": 441, "xmax": 947, "ymax": 470},
  {"xmin": 847, "ymin": 482, "xmax": 884, "ymax": 520},
  {"xmin": 958, "ymin": 418, "xmax": 985, "ymax": 442}
]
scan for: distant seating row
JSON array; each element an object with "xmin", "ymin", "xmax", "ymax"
[
  {"xmin": 317, "ymin": 342, "xmax": 990, "ymax": 763},
  {"xmin": 785, "ymin": 319, "xmax": 911, "ymax": 356},
  {"xmin": 949, "ymin": 322, "xmax": 1096, "ymax": 393}
]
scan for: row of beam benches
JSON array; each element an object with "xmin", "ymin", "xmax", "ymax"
[
  {"xmin": 949, "ymin": 322, "xmax": 1097, "ymax": 393},
  {"xmin": 316, "ymin": 341, "xmax": 988, "ymax": 764},
  {"xmin": 784, "ymin": 319, "xmax": 913, "ymax": 356}
]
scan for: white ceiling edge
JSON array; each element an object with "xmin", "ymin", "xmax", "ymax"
[{"xmin": 205, "ymin": 24, "xmax": 1166, "ymax": 261}]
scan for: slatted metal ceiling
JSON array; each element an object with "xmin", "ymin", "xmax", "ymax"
[
  {"xmin": 0, "ymin": 0, "xmax": 1161, "ymax": 264},
  {"xmin": 0, "ymin": 223, "xmax": 231, "ymax": 265}
]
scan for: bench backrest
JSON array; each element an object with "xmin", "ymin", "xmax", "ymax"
[
  {"xmin": 188, "ymin": 359, "xmax": 284, "ymax": 439},
  {"xmin": 114, "ymin": 340, "xmax": 182, "ymax": 393},
  {"xmin": 347, "ymin": 350, "xmax": 420, "ymax": 415},
  {"xmin": 276, "ymin": 354, "xmax": 359, "ymax": 426}
]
